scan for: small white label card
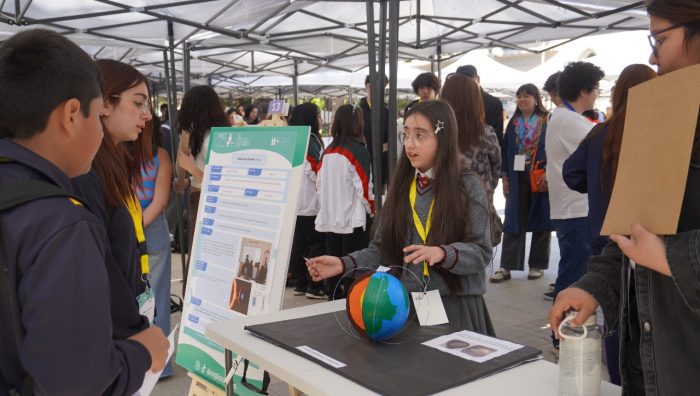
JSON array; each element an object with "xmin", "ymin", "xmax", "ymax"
[
  {"xmin": 376, "ymin": 265, "xmax": 391, "ymax": 273},
  {"xmin": 423, "ymin": 330, "xmax": 524, "ymax": 364},
  {"xmin": 411, "ymin": 290, "xmax": 449, "ymax": 326},
  {"xmin": 137, "ymin": 290, "xmax": 155, "ymax": 324},
  {"xmin": 514, "ymin": 154, "xmax": 526, "ymax": 171},
  {"xmin": 296, "ymin": 345, "xmax": 346, "ymax": 368}
]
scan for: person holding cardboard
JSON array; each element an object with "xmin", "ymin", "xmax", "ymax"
[
  {"xmin": 0, "ymin": 29, "xmax": 167, "ymax": 395},
  {"xmin": 550, "ymin": 0, "xmax": 700, "ymax": 393}
]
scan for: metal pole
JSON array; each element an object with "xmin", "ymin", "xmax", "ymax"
[
  {"xmin": 348, "ymin": 85, "xmax": 353, "ymax": 104},
  {"xmin": 366, "ymin": 0, "xmax": 382, "ymax": 212},
  {"xmin": 168, "ymin": 21, "xmax": 189, "ymax": 295},
  {"xmin": 436, "ymin": 42, "xmax": 442, "ymax": 81},
  {"xmin": 293, "ymin": 60, "xmax": 299, "ymax": 106},
  {"xmin": 416, "ymin": 0, "xmax": 421, "ymax": 48},
  {"xmin": 388, "ymin": 0, "xmax": 399, "ymax": 180},
  {"xmin": 183, "ymin": 42, "xmax": 191, "ymax": 93},
  {"xmin": 163, "ymin": 49, "xmax": 187, "ymax": 297}
]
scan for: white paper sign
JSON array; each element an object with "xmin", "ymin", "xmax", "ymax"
[
  {"xmin": 296, "ymin": 345, "xmax": 346, "ymax": 368},
  {"xmin": 423, "ymin": 330, "xmax": 524, "ymax": 363},
  {"xmin": 134, "ymin": 325, "xmax": 178, "ymax": 396},
  {"xmin": 514, "ymin": 155, "xmax": 526, "ymax": 172},
  {"xmin": 411, "ymin": 290, "xmax": 448, "ymax": 326}
]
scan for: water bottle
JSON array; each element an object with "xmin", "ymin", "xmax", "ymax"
[{"xmin": 558, "ymin": 312, "xmax": 602, "ymax": 396}]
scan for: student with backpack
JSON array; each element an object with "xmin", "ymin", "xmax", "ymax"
[
  {"xmin": 308, "ymin": 100, "xmax": 495, "ymax": 334},
  {"xmin": 314, "ymin": 104, "xmax": 375, "ymax": 300},
  {"xmin": 0, "ymin": 29, "xmax": 167, "ymax": 395}
]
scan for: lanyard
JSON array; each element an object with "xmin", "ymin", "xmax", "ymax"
[
  {"xmin": 125, "ymin": 194, "xmax": 150, "ymax": 281},
  {"xmin": 409, "ymin": 178, "xmax": 434, "ymax": 282},
  {"xmin": 563, "ymin": 101, "xmax": 577, "ymax": 113}
]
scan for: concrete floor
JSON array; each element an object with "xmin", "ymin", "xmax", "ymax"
[{"xmin": 153, "ymin": 185, "xmax": 571, "ymax": 396}]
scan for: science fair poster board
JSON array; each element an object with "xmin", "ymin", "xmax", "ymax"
[{"xmin": 176, "ymin": 126, "xmax": 310, "ymax": 393}]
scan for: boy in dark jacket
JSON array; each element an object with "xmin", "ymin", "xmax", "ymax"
[{"xmin": 0, "ymin": 29, "xmax": 168, "ymax": 395}]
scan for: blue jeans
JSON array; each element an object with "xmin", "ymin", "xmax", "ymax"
[
  {"xmin": 145, "ymin": 213, "xmax": 174, "ymax": 377},
  {"xmin": 552, "ymin": 217, "xmax": 591, "ymax": 299}
]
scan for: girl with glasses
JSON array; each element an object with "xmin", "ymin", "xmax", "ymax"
[
  {"xmin": 551, "ymin": 0, "xmax": 700, "ymax": 393},
  {"xmin": 72, "ymin": 59, "xmax": 169, "ymax": 360},
  {"xmin": 308, "ymin": 100, "xmax": 495, "ymax": 334}
]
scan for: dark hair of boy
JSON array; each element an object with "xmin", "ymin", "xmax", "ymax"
[
  {"xmin": 411, "ymin": 72, "xmax": 441, "ymax": 95},
  {"xmin": 178, "ymin": 85, "xmax": 229, "ymax": 158},
  {"xmin": 0, "ymin": 29, "xmax": 102, "ymax": 139},
  {"xmin": 289, "ymin": 102, "xmax": 322, "ymax": 140},
  {"xmin": 513, "ymin": 83, "xmax": 548, "ymax": 119},
  {"xmin": 543, "ymin": 72, "xmax": 561, "ymax": 95},
  {"xmin": 440, "ymin": 73, "xmax": 486, "ymax": 154},
  {"xmin": 329, "ymin": 104, "xmax": 364, "ymax": 149},
  {"xmin": 225, "ymin": 108, "xmax": 236, "ymax": 118},
  {"xmin": 92, "ymin": 59, "xmax": 152, "ymax": 207},
  {"xmin": 364, "ymin": 74, "xmax": 389, "ymax": 87},
  {"xmin": 586, "ymin": 64, "xmax": 657, "ymax": 194},
  {"xmin": 558, "ymin": 61, "xmax": 605, "ymax": 103},
  {"xmin": 384, "ymin": 100, "xmax": 469, "ymax": 294}
]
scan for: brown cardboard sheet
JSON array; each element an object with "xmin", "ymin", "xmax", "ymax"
[{"xmin": 601, "ymin": 64, "xmax": 700, "ymax": 236}]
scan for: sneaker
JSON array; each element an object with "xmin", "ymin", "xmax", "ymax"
[
  {"xmin": 292, "ymin": 279, "xmax": 307, "ymax": 296},
  {"xmin": 528, "ymin": 269, "xmax": 544, "ymax": 280},
  {"xmin": 543, "ymin": 291, "xmax": 554, "ymax": 301},
  {"xmin": 490, "ymin": 268, "xmax": 511, "ymax": 283},
  {"xmin": 547, "ymin": 283, "xmax": 555, "ymax": 292},
  {"xmin": 305, "ymin": 288, "xmax": 326, "ymax": 299}
]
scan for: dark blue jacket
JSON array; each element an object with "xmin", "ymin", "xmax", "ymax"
[
  {"xmin": 501, "ymin": 117, "xmax": 552, "ymax": 233},
  {"xmin": 562, "ymin": 125, "xmax": 610, "ymax": 255},
  {"xmin": 72, "ymin": 172, "xmax": 150, "ymax": 340},
  {"xmin": 0, "ymin": 139, "xmax": 150, "ymax": 395}
]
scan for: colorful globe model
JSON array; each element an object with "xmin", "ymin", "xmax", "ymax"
[{"xmin": 346, "ymin": 271, "xmax": 410, "ymax": 341}]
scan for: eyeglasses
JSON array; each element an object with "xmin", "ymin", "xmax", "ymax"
[
  {"xmin": 398, "ymin": 130, "xmax": 433, "ymax": 146},
  {"xmin": 109, "ymin": 94, "xmax": 152, "ymax": 114},
  {"xmin": 647, "ymin": 22, "xmax": 686, "ymax": 59}
]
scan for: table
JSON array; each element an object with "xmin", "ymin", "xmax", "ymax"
[{"xmin": 206, "ymin": 300, "xmax": 621, "ymax": 396}]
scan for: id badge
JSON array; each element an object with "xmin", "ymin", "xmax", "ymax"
[
  {"xmin": 514, "ymin": 155, "xmax": 526, "ymax": 172},
  {"xmin": 136, "ymin": 290, "xmax": 155, "ymax": 324},
  {"xmin": 411, "ymin": 289, "xmax": 449, "ymax": 326}
]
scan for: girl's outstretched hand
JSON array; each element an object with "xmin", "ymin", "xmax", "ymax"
[
  {"xmin": 402, "ymin": 245, "xmax": 446, "ymax": 266},
  {"xmin": 306, "ymin": 256, "xmax": 343, "ymax": 282}
]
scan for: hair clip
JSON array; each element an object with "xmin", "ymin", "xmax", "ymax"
[{"xmin": 434, "ymin": 120, "xmax": 444, "ymax": 134}]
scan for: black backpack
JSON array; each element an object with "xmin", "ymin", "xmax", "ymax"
[{"xmin": 0, "ymin": 180, "xmax": 84, "ymax": 396}]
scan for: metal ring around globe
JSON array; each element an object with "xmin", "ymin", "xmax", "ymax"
[{"xmin": 331, "ymin": 265, "xmax": 428, "ymax": 344}]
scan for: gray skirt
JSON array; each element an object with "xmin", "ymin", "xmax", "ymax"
[{"xmin": 442, "ymin": 294, "xmax": 495, "ymax": 336}]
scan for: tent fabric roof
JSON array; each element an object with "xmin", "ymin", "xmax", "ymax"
[{"xmin": 0, "ymin": 0, "xmax": 649, "ymax": 94}]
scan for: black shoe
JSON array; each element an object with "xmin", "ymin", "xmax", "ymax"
[
  {"xmin": 543, "ymin": 291, "xmax": 554, "ymax": 301},
  {"xmin": 305, "ymin": 288, "xmax": 326, "ymax": 299},
  {"xmin": 292, "ymin": 278, "xmax": 308, "ymax": 296}
]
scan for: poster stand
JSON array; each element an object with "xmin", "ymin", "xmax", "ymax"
[{"xmin": 176, "ymin": 125, "xmax": 310, "ymax": 396}]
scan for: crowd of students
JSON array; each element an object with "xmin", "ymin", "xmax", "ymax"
[{"xmin": 0, "ymin": 0, "xmax": 698, "ymax": 395}]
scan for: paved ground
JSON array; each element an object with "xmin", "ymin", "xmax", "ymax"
[{"xmin": 153, "ymin": 185, "xmax": 574, "ymax": 396}]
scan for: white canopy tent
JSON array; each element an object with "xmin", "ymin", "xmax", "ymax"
[{"xmin": 0, "ymin": 0, "xmax": 650, "ymax": 94}]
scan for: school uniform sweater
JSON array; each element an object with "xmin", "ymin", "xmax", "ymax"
[{"xmin": 340, "ymin": 172, "xmax": 495, "ymax": 334}]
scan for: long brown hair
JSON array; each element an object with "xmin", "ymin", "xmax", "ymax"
[
  {"xmin": 589, "ymin": 64, "xmax": 656, "ymax": 195},
  {"xmin": 329, "ymin": 104, "xmax": 364, "ymax": 148},
  {"xmin": 178, "ymin": 85, "xmax": 229, "ymax": 158},
  {"xmin": 382, "ymin": 100, "xmax": 468, "ymax": 295},
  {"xmin": 440, "ymin": 74, "xmax": 485, "ymax": 154},
  {"xmin": 93, "ymin": 59, "xmax": 152, "ymax": 207}
]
